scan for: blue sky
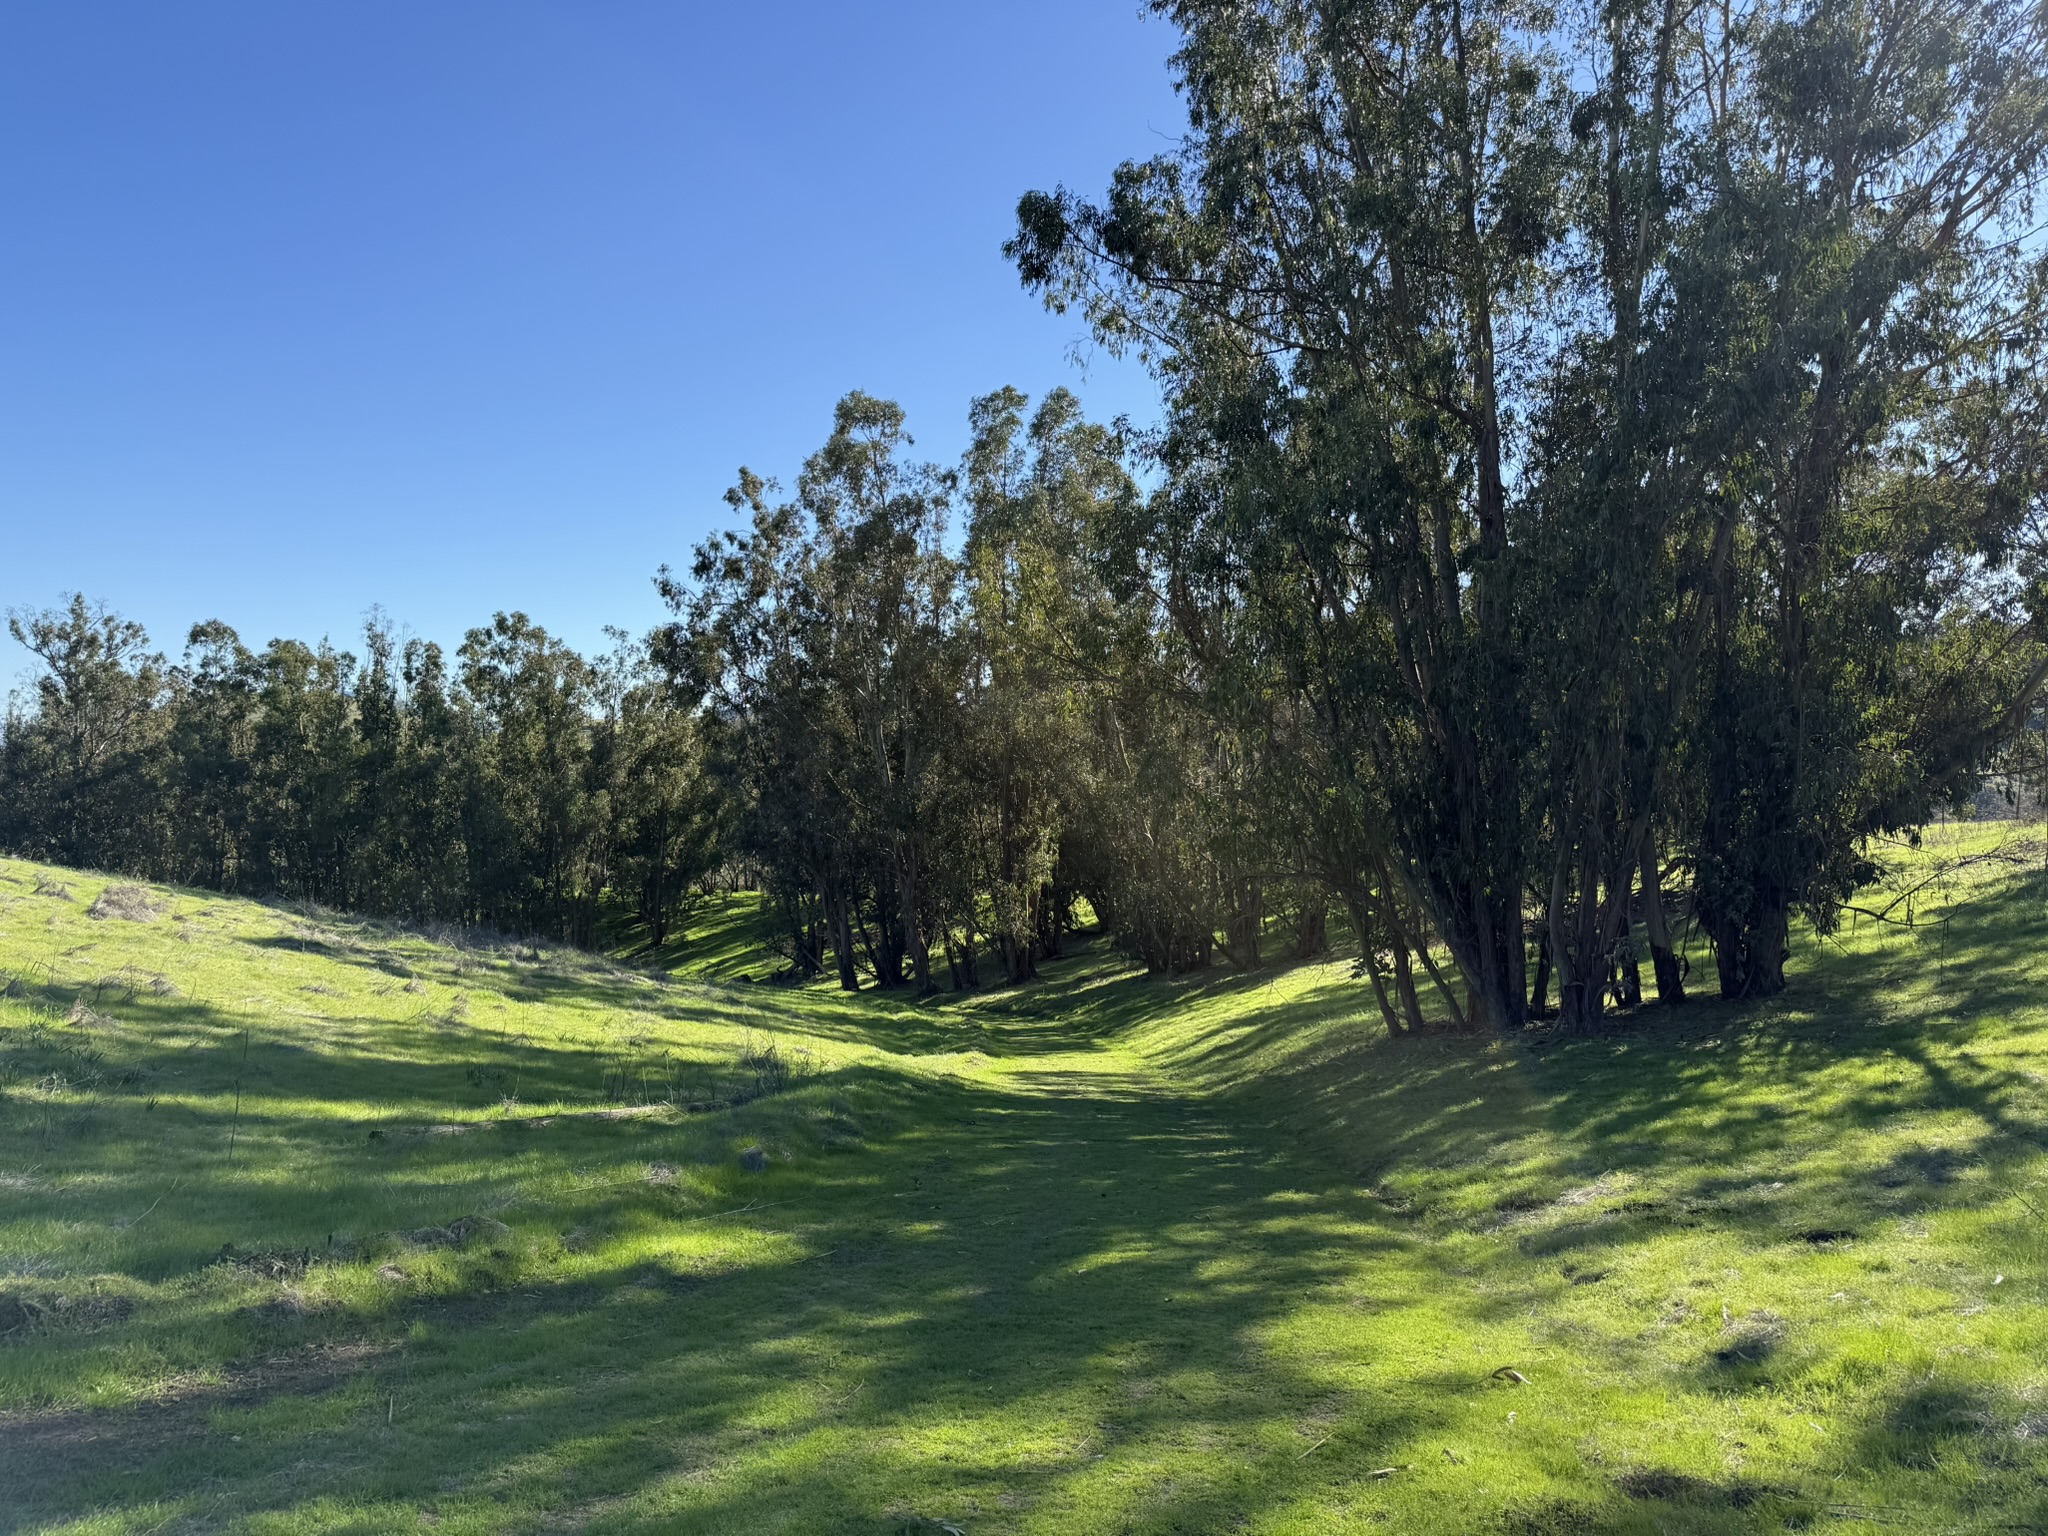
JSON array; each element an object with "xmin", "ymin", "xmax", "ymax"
[{"xmin": 0, "ymin": 2, "xmax": 1179, "ymax": 686}]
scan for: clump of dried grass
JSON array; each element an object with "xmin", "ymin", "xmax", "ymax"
[{"xmin": 88, "ymin": 884, "xmax": 160, "ymax": 923}]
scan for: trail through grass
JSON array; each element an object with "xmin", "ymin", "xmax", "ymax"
[{"xmin": 2, "ymin": 830, "xmax": 2046, "ymax": 1533}]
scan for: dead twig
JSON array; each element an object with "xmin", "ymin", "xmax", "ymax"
[{"xmin": 674, "ymin": 1199, "xmax": 789, "ymax": 1225}]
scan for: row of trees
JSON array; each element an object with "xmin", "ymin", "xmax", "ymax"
[
  {"xmin": 9, "ymin": 0, "xmax": 2048, "ymax": 1032},
  {"xmin": 0, "ymin": 598, "xmax": 719, "ymax": 946}
]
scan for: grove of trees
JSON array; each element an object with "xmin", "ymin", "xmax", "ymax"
[
  {"xmin": 8, "ymin": 0, "xmax": 2048, "ymax": 1034},
  {"xmin": 0, "ymin": 599, "xmax": 719, "ymax": 948}
]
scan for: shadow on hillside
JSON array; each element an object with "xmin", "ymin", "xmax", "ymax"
[
  {"xmin": 4, "ymin": 1045, "xmax": 1459, "ymax": 1533},
  {"xmin": 8, "ymin": 874, "xmax": 2048, "ymax": 1532},
  {"xmin": 15, "ymin": 1024, "xmax": 2029, "ymax": 1533},
  {"xmin": 744, "ymin": 944, "xmax": 1320, "ymax": 1066}
]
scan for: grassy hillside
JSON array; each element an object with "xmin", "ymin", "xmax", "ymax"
[{"xmin": 2, "ymin": 830, "xmax": 2045, "ymax": 1534}]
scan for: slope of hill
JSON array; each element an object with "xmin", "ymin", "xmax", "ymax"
[{"xmin": 2, "ymin": 832, "xmax": 2045, "ymax": 1534}]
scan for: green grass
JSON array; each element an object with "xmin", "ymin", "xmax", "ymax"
[
  {"xmin": 2, "ymin": 828, "xmax": 2046, "ymax": 1534},
  {"xmin": 598, "ymin": 889, "xmax": 784, "ymax": 981}
]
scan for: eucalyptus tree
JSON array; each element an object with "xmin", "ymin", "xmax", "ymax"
[
  {"xmin": 665, "ymin": 394, "xmax": 960, "ymax": 991},
  {"xmin": 1674, "ymin": 0, "xmax": 2048, "ymax": 995},
  {"xmin": 664, "ymin": 465, "xmax": 855, "ymax": 982},
  {"xmin": 800, "ymin": 394, "xmax": 959, "ymax": 992},
  {"xmin": 382, "ymin": 634, "xmax": 468, "ymax": 922},
  {"xmin": 454, "ymin": 613, "xmax": 608, "ymax": 938},
  {"xmin": 958, "ymin": 386, "xmax": 1144, "ymax": 980},
  {"xmin": 239, "ymin": 636, "xmax": 361, "ymax": 902},
  {"xmin": 1, "ymin": 597, "xmax": 170, "ymax": 872},
  {"xmin": 1015, "ymin": 0, "xmax": 2048, "ymax": 1024},
  {"xmin": 598, "ymin": 633, "xmax": 723, "ymax": 949},
  {"xmin": 1011, "ymin": 0, "xmax": 1572, "ymax": 1027},
  {"xmin": 164, "ymin": 620, "xmax": 259, "ymax": 890}
]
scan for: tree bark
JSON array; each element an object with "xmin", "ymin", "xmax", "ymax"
[
  {"xmin": 1616, "ymin": 943, "xmax": 1643, "ymax": 1010},
  {"xmin": 896, "ymin": 857, "xmax": 933, "ymax": 994},
  {"xmin": 1343, "ymin": 892, "xmax": 1406, "ymax": 1037},
  {"xmin": 1639, "ymin": 847, "xmax": 1685, "ymax": 1004},
  {"xmin": 1362, "ymin": 946, "xmax": 1406, "ymax": 1037},
  {"xmin": 1711, "ymin": 901, "xmax": 1789, "ymax": 999},
  {"xmin": 1293, "ymin": 898, "xmax": 1328, "ymax": 959},
  {"xmin": 1390, "ymin": 939, "xmax": 1428, "ymax": 1033},
  {"xmin": 828, "ymin": 886, "xmax": 859, "ymax": 992}
]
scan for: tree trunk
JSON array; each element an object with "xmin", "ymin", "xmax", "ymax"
[
  {"xmin": 943, "ymin": 930, "xmax": 965, "ymax": 992},
  {"xmin": 1616, "ymin": 943, "xmax": 1643, "ymax": 1009},
  {"xmin": 1362, "ymin": 946, "xmax": 1405, "ymax": 1037},
  {"xmin": 1220, "ymin": 879, "xmax": 1264, "ymax": 969},
  {"xmin": 1711, "ymin": 900, "xmax": 1789, "ymax": 998},
  {"xmin": 868, "ymin": 882, "xmax": 904, "ymax": 988},
  {"xmin": 1037, "ymin": 886, "xmax": 1067, "ymax": 960},
  {"xmin": 1393, "ymin": 903, "xmax": 1469, "ymax": 1032},
  {"xmin": 1343, "ymin": 892, "xmax": 1405, "ymax": 1036},
  {"xmin": 1529, "ymin": 923, "xmax": 1552, "ymax": 1017},
  {"xmin": 998, "ymin": 933, "xmax": 1035, "ymax": 985},
  {"xmin": 1293, "ymin": 898, "xmax": 1329, "ymax": 959},
  {"xmin": 1639, "ymin": 848, "xmax": 1685, "ymax": 1004},
  {"xmin": 829, "ymin": 886, "xmax": 859, "ymax": 992},
  {"xmin": 1550, "ymin": 848, "xmax": 1613, "ymax": 1033},
  {"xmin": 1390, "ymin": 939, "xmax": 1427, "ymax": 1033},
  {"xmin": 897, "ymin": 860, "xmax": 933, "ymax": 994}
]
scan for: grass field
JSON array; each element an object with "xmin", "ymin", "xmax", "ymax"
[{"xmin": 2, "ymin": 828, "xmax": 2046, "ymax": 1534}]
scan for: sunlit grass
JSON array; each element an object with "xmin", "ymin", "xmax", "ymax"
[{"xmin": 2, "ymin": 830, "xmax": 2047, "ymax": 1532}]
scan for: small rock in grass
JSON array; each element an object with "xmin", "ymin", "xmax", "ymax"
[
  {"xmin": 646, "ymin": 1162, "xmax": 679, "ymax": 1186},
  {"xmin": 739, "ymin": 1146, "xmax": 769, "ymax": 1173}
]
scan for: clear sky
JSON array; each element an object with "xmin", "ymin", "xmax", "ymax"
[{"xmin": 0, "ymin": 2, "xmax": 1180, "ymax": 687}]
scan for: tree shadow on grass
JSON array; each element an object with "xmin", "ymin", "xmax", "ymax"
[
  {"xmin": 4, "ymin": 1055, "xmax": 1463, "ymax": 1535},
  {"xmin": 11, "ymin": 867, "xmax": 2048, "ymax": 1533}
]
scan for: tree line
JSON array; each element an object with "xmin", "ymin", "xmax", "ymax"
[
  {"xmin": 0, "ymin": 599, "xmax": 719, "ymax": 947},
  {"xmin": 8, "ymin": 0, "xmax": 2048, "ymax": 1033}
]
